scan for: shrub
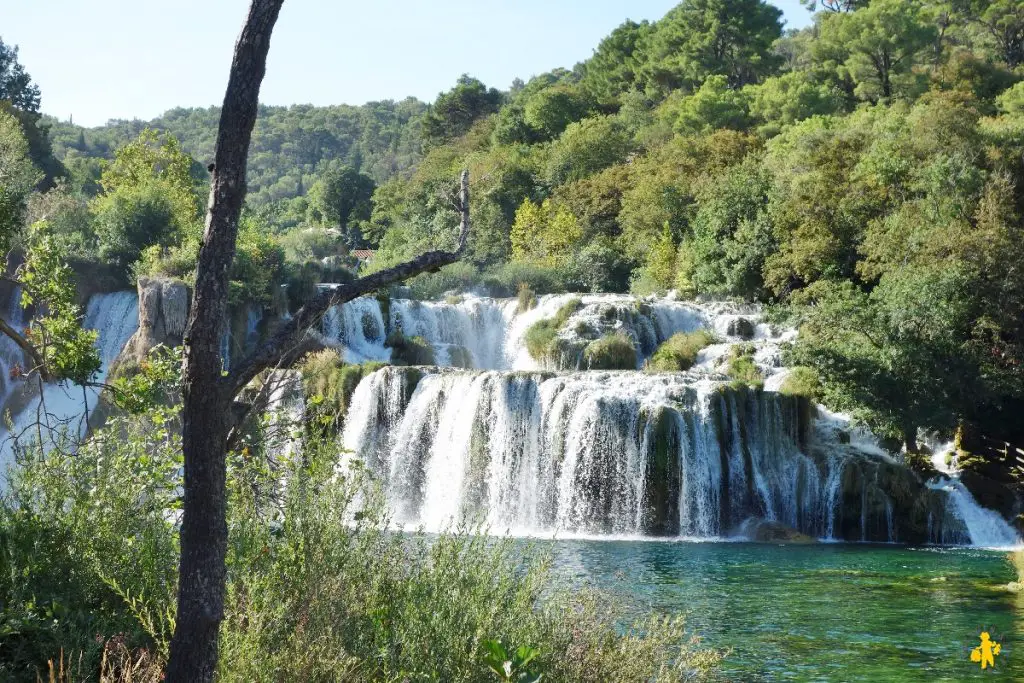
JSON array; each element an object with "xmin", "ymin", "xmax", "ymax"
[
  {"xmin": 482, "ymin": 261, "xmax": 567, "ymax": 297},
  {"xmin": 779, "ymin": 366, "xmax": 822, "ymax": 401},
  {"xmin": 523, "ymin": 298, "xmax": 582, "ymax": 362},
  {"xmin": 648, "ymin": 330, "xmax": 716, "ymax": 372},
  {"xmin": 516, "ymin": 283, "xmax": 537, "ymax": 314},
  {"xmin": 299, "ymin": 349, "xmax": 386, "ymax": 436},
  {"xmin": 406, "ymin": 261, "xmax": 479, "ymax": 300},
  {"xmin": 727, "ymin": 343, "xmax": 763, "ymax": 389},
  {"xmin": 385, "ymin": 329, "xmax": 436, "ymax": 365},
  {"xmin": 1, "ymin": 405, "xmax": 723, "ymax": 681},
  {"xmin": 583, "ymin": 331, "xmax": 638, "ymax": 370}
]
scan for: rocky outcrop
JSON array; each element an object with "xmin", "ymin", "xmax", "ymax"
[
  {"xmin": 122, "ymin": 277, "xmax": 189, "ymax": 363},
  {"xmin": 740, "ymin": 518, "xmax": 817, "ymax": 544}
]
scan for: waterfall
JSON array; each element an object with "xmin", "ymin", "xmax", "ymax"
[
  {"xmin": 0, "ymin": 287, "xmax": 27, "ymax": 408},
  {"xmin": 0, "ymin": 291, "xmax": 139, "ymax": 471},
  {"xmin": 321, "ymin": 293, "xmax": 791, "ymax": 377},
  {"xmin": 339, "ymin": 366, "xmax": 949, "ymax": 541}
]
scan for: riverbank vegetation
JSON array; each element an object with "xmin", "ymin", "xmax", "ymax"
[{"xmin": 0, "ymin": 391, "xmax": 722, "ymax": 681}]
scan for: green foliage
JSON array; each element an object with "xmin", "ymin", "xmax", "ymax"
[
  {"xmin": 662, "ymin": 75, "xmax": 751, "ymax": 135},
  {"xmin": 814, "ymin": 0, "xmax": 935, "ymax": 102},
  {"xmin": 640, "ymin": 0, "xmax": 783, "ymax": 94},
  {"xmin": 630, "ymin": 223, "xmax": 677, "ymax": 295},
  {"xmin": 482, "ymin": 640, "xmax": 542, "ymax": 683},
  {"xmin": 648, "ymin": 330, "xmax": 715, "ymax": 371},
  {"xmin": 581, "ymin": 20, "xmax": 654, "ymax": 104},
  {"xmin": 510, "ymin": 198, "xmax": 582, "ymax": 267},
  {"xmin": 583, "ymin": 331, "xmax": 638, "ymax": 370},
  {"xmin": 109, "ymin": 345, "xmax": 183, "ymax": 414},
  {"xmin": 523, "ymin": 84, "xmax": 594, "ymax": 140},
  {"xmin": 300, "ymin": 349, "xmax": 386, "ymax": 437},
  {"xmin": 25, "ymin": 180, "xmax": 94, "ymax": 257},
  {"xmin": 18, "ymin": 222, "xmax": 100, "ymax": 385},
  {"xmin": 88, "ymin": 130, "xmax": 202, "ymax": 279},
  {"xmin": 779, "ymin": 366, "xmax": 823, "ymax": 401},
  {"xmin": 545, "ymin": 116, "xmax": 632, "ymax": 186},
  {"xmin": 305, "ymin": 162, "xmax": 375, "ymax": 247},
  {"xmin": 726, "ymin": 343, "xmax": 763, "ymax": 388},
  {"xmin": 385, "ymin": 329, "xmax": 436, "ymax": 366},
  {"xmin": 524, "ymin": 299, "xmax": 582, "ymax": 363},
  {"xmin": 0, "ymin": 109, "xmax": 42, "ymax": 251},
  {"xmin": 423, "ymin": 75, "xmax": 503, "ymax": 146},
  {"xmin": 0, "ymin": 407, "xmax": 181, "ymax": 678}
]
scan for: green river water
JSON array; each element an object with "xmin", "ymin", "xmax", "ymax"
[{"xmin": 546, "ymin": 541, "xmax": 1022, "ymax": 681}]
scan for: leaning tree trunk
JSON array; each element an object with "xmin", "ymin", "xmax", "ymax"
[
  {"xmin": 166, "ymin": 1, "xmax": 285, "ymax": 680},
  {"xmin": 166, "ymin": 2, "xmax": 472, "ymax": 679}
]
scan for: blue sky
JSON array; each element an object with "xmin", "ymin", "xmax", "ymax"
[{"xmin": 4, "ymin": 0, "xmax": 812, "ymax": 127}]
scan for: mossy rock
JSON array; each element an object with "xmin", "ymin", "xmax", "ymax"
[
  {"xmin": 447, "ymin": 345, "xmax": 474, "ymax": 369},
  {"xmin": 741, "ymin": 519, "xmax": 816, "ymax": 544},
  {"xmin": 960, "ymin": 470, "xmax": 1020, "ymax": 519},
  {"xmin": 523, "ymin": 298, "xmax": 583, "ymax": 363},
  {"xmin": 648, "ymin": 330, "xmax": 715, "ymax": 372},
  {"xmin": 727, "ymin": 317, "xmax": 756, "ymax": 340},
  {"xmin": 361, "ymin": 311, "xmax": 382, "ymax": 341},
  {"xmin": 385, "ymin": 330, "xmax": 436, "ymax": 366},
  {"xmin": 582, "ymin": 332, "xmax": 637, "ymax": 370}
]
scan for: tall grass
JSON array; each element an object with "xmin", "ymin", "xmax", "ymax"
[{"xmin": 1, "ymin": 405, "xmax": 722, "ymax": 681}]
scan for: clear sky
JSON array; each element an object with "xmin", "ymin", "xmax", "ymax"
[{"xmin": 3, "ymin": 0, "xmax": 813, "ymax": 128}]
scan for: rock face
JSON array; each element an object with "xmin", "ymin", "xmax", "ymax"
[{"xmin": 123, "ymin": 277, "xmax": 189, "ymax": 362}]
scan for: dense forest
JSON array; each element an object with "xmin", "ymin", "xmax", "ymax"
[{"xmin": 6, "ymin": 0, "xmax": 1024, "ymax": 468}]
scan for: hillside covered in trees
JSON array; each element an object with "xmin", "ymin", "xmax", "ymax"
[{"xmin": 9, "ymin": 0, "xmax": 1024, "ymax": 459}]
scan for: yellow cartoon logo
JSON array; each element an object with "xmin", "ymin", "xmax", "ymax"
[{"xmin": 969, "ymin": 630, "xmax": 1001, "ymax": 669}]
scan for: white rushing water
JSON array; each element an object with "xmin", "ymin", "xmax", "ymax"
[
  {"xmin": 328, "ymin": 292, "xmax": 1019, "ymax": 547},
  {"xmin": 339, "ymin": 366, "xmax": 971, "ymax": 542},
  {"xmin": 0, "ymin": 291, "xmax": 139, "ymax": 474},
  {"xmin": 320, "ymin": 293, "xmax": 791, "ymax": 376}
]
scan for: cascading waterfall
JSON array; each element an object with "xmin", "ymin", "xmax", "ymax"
[
  {"xmin": 339, "ymin": 366, "xmax": 970, "ymax": 542},
  {"xmin": 0, "ymin": 291, "xmax": 139, "ymax": 471},
  {"xmin": 330, "ymin": 292, "xmax": 1020, "ymax": 547}
]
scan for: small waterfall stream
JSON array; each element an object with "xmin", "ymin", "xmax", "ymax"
[{"xmin": 0, "ymin": 291, "xmax": 139, "ymax": 470}]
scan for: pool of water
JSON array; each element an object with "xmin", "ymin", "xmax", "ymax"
[{"xmin": 545, "ymin": 541, "xmax": 1022, "ymax": 681}]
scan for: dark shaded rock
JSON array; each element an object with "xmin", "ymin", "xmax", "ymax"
[
  {"xmin": 740, "ymin": 518, "xmax": 816, "ymax": 544},
  {"xmin": 727, "ymin": 317, "xmax": 756, "ymax": 340}
]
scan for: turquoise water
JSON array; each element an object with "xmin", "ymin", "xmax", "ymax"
[{"xmin": 546, "ymin": 541, "xmax": 1022, "ymax": 681}]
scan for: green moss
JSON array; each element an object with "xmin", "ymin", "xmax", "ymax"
[
  {"xmin": 523, "ymin": 297, "xmax": 583, "ymax": 362},
  {"xmin": 445, "ymin": 294, "xmax": 464, "ymax": 306},
  {"xmin": 583, "ymin": 331, "xmax": 637, "ymax": 370},
  {"xmin": 779, "ymin": 366, "xmax": 822, "ymax": 400},
  {"xmin": 361, "ymin": 311, "xmax": 382, "ymax": 341},
  {"xmin": 648, "ymin": 330, "xmax": 716, "ymax": 372},
  {"xmin": 516, "ymin": 283, "xmax": 537, "ymax": 314},
  {"xmin": 385, "ymin": 330, "xmax": 436, "ymax": 366},
  {"xmin": 447, "ymin": 345, "xmax": 474, "ymax": 369},
  {"xmin": 727, "ymin": 343, "xmax": 763, "ymax": 389},
  {"xmin": 300, "ymin": 349, "xmax": 387, "ymax": 437}
]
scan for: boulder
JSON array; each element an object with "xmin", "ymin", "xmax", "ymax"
[
  {"xmin": 740, "ymin": 518, "xmax": 816, "ymax": 544},
  {"xmin": 727, "ymin": 317, "xmax": 756, "ymax": 340}
]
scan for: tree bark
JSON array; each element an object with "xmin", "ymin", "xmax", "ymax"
[
  {"xmin": 166, "ymin": 1, "xmax": 284, "ymax": 680},
  {"xmin": 165, "ymin": 3, "xmax": 472, "ymax": 679}
]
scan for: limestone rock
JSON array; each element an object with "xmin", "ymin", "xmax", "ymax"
[{"xmin": 123, "ymin": 277, "xmax": 190, "ymax": 362}]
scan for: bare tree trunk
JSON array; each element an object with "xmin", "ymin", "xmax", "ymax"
[
  {"xmin": 165, "ymin": 3, "xmax": 472, "ymax": 679},
  {"xmin": 166, "ymin": 1, "xmax": 284, "ymax": 680}
]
